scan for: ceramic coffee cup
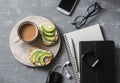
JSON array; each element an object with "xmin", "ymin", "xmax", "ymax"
[{"xmin": 17, "ymin": 21, "xmax": 39, "ymax": 43}]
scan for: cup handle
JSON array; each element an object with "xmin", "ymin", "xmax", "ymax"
[{"xmin": 14, "ymin": 37, "xmax": 21, "ymax": 43}]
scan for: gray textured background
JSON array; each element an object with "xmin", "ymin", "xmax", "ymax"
[{"xmin": 0, "ymin": 0, "xmax": 120, "ymax": 83}]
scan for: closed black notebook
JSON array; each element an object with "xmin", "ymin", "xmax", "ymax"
[{"xmin": 80, "ymin": 41, "xmax": 116, "ymax": 83}]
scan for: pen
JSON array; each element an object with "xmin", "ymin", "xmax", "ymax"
[{"xmin": 71, "ymin": 39, "xmax": 79, "ymax": 72}]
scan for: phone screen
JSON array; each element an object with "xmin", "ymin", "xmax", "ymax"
[{"xmin": 58, "ymin": 0, "xmax": 77, "ymax": 12}]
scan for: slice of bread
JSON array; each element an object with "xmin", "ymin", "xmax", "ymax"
[
  {"xmin": 41, "ymin": 31, "xmax": 59, "ymax": 46},
  {"xmin": 29, "ymin": 47, "xmax": 53, "ymax": 66},
  {"xmin": 38, "ymin": 23, "xmax": 59, "ymax": 46}
]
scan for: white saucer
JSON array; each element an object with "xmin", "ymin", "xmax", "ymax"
[{"xmin": 9, "ymin": 16, "xmax": 61, "ymax": 67}]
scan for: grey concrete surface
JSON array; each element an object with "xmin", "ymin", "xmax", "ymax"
[{"xmin": 0, "ymin": 0, "xmax": 120, "ymax": 83}]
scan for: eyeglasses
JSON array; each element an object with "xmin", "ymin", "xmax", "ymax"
[{"xmin": 71, "ymin": 2, "xmax": 103, "ymax": 29}]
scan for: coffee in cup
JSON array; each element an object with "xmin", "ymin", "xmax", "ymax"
[{"xmin": 18, "ymin": 21, "xmax": 38, "ymax": 43}]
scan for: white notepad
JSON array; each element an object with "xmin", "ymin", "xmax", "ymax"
[{"xmin": 63, "ymin": 24, "xmax": 104, "ymax": 83}]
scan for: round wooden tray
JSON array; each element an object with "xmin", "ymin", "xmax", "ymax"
[{"xmin": 9, "ymin": 16, "xmax": 61, "ymax": 67}]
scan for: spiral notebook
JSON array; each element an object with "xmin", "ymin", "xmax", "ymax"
[{"xmin": 63, "ymin": 24, "xmax": 104, "ymax": 83}]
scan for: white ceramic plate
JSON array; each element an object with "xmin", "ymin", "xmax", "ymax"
[{"xmin": 9, "ymin": 16, "xmax": 61, "ymax": 67}]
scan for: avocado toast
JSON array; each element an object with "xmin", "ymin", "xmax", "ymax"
[
  {"xmin": 29, "ymin": 47, "xmax": 53, "ymax": 66},
  {"xmin": 39, "ymin": 23, "xmax": 59, "ymax": 46}
]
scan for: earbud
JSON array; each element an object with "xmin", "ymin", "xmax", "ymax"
[
  {"xmin": 63, "ymin": 61, "xmax": 72, "ymax": 79},
  {"xmin": 52, "ymin": 61, "xmax": 72, "ymax": 80},
  {"xmin": 64, "ymin": 67, "xmax": 72, "ymax": 79},
  {"xmin": 63, "ymin": 61, "xmax": 71, "ymax": 67}
]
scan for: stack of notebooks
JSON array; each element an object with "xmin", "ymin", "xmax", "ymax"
[
  {"xmin": 80, "ymin": 41, "xmax": 115, "ymax": 83},
  {"xmin": 63, "ymin": 24, "xmax": 116, "ymax": 83}
]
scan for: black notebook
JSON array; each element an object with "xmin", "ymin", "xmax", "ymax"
[{"xmin": 80, "ymin": 41, "xmax": 116, "ymax": 83}]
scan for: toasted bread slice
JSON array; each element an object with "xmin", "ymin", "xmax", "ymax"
[
  {"xmin": 29, "ymin": 47, "xmax": 53, "ymax": 66},
  {"xmin": 38, "ymin": 23, "xmax": 59, "ymax": 46},
  {"xmin": 41, "ymin": 31, "xmax": 59, "ymax": 46}
]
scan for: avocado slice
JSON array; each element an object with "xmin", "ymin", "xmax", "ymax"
[
  {"xmin": 35, "ymin": 52, "xmax": 45, "ymax": 62},
  {"xmin": 39, "ymin": 53, "xmax": 51, "ymax": 66},
  {"xmin": 31, "ymin": 51, "xmax": 40, "ymax": 63},
  {"xmin": 43, "ymin": 30, "xmax": 55, "ymax": 37},
  {"xmin": 44, "ymin": 35, "xmax": 56, "ymax": 42},
  {"xmin": 41, "ymin": 24, "xmax": 56, "ymax": 33}
]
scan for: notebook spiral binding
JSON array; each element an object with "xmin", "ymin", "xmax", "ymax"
[{"xmin": 64, "ymin": 34, "xmax": 80, "ymax": 83}]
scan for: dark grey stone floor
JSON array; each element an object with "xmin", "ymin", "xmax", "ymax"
[{"xmin": 0, "ymin": 0, "xmax": 120, "ymax": 83}]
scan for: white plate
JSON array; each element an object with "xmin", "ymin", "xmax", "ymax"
[{"xmin": 9, "ymin": 16, "xmax": 61, "ymax": 67}]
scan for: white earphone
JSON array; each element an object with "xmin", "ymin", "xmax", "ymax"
[
  {"xmin": 53, "ymin": 61, "xmax": 72, "ymax": 79},
  {"xmin": 63, "ymin": 61, "xmax": 71, "ymax": 67},
  {"xmin": 64, "ymin": 67, "xmax": 72, "ymax": 79}
]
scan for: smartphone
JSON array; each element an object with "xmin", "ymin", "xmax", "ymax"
[{"xmin": 57, "ymin": 0, "xmax": 78, "ymax": 15}]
